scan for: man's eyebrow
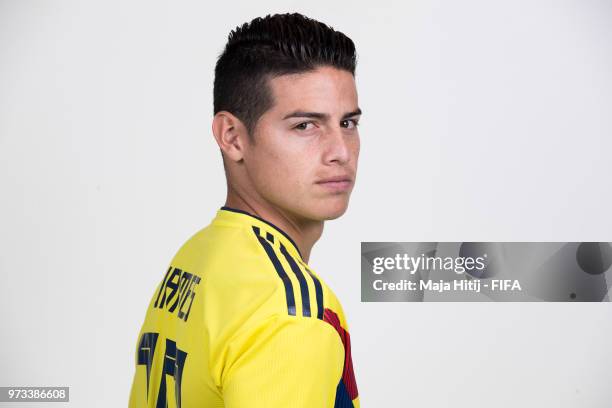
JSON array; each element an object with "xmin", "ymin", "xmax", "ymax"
[
  {"xmin": 342, "ymin": 108, "xmax": 362, "ymax": 120},
  {"xmin": 282, "ymin": 111, "xmax": 328, "ymax": 120},
  {"xmin": 282, "ymin": 108, "xmax": 362, "ymax": 120}
]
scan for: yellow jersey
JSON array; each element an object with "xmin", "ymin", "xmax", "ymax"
[{"xmin": 128, "ymin": 206, "xmax": 359, "ymax": 407}]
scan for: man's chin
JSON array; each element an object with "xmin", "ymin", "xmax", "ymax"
[{"xmin": 311, "ymin": 199, "xmax": 350, "ymax": 221}]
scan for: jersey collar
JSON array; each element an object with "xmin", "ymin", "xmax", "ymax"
[{"xmin": 216, "ymin": 206, "xmax": 304, "ymax": 261}]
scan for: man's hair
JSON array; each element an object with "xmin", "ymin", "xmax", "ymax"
[{"xmin": 213, "ymin": 13, "xmax": 357, "ymax": 139}]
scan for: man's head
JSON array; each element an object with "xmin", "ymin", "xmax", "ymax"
[{"xmin": 212, "ymin": 13, "xmax": 360, "ymax": 222}]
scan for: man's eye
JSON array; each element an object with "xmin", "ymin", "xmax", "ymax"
[
  {"xmin": 341, "ymin": 119, "xmax": 359, "ymax": 129},
  {"xmin": 294, "ymin": 122, "xmax": 314, "ymax": 131}
]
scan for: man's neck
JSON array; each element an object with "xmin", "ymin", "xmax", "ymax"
[{"xmin": 224, "ymin": 195, "xmax": 323, "ymax": 263}]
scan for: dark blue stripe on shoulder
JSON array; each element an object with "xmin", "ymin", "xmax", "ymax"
[
  {"xmin": 280, "ymin": 243, "xmax": 311, "ymax": 317},
  {"xmin": 252, "ymin": 226, "xmax": 296, "ymax": 316},
  {"xmin": 299, "ymin": 259, "xmax": 324, "ymax": 320}
]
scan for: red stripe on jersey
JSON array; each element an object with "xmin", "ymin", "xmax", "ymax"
[{"xmin": 323, "ymin": 308, "xmax": 358, "ymax": 400}]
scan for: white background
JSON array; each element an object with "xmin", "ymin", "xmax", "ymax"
[{"xmin": 1, "ymin": 0, "xmax": 611, "ymax": 406}]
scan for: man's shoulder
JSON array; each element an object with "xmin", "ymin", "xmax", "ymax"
[
  {"xmin": 167, "ymin": 221, "xmax": 293, "ymax": 312},
  {"xmin": 170, "ymin": 221, "xmax": 264, "ymax": 273},
  {"xmin": 162, "ymin": 217, "xmax": 351, "ymax": 331}
]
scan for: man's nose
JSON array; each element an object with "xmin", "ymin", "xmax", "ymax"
[{"xmin": 322, "ymin": 126, "xmax": 350, "ymax": 165}]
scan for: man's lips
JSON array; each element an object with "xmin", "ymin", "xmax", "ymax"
[
  {"xmin": 315, "ymin": 175, "xmax": 353, "ymax": 184},
  {"xmin": 315, "ymin": 175, "xmax": 354, "ymax": 192}
]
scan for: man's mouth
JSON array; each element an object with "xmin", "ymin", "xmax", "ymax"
[{"xmin": 315, "ymin": 175, "xmax": 353, "ymax": 192}]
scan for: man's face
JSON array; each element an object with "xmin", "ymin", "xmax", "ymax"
[{"xmin": 243, "ymin": 65, "xmax": 360, "ymax": 222}]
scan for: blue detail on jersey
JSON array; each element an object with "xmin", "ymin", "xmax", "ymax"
[
  {"xmin": 137, "ymin": 332, "xmax": 159, "ymax": 397},
  {"xmin": 334, "ymin": 379, "xmax": 355, "ymax": 408},
  {"xmin": 252, "ymin": 226, "xmax": 297, "ymax": 316},
  {"xmin": 280, "ymin": 243, "xmax": 312, "ymax": 317},
  {"xmin": 300, "ymin": 260, "xmax": 324, "ymax": 320}
]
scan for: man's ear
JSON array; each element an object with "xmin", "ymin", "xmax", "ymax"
[{"xmin": 211, "ymin": 111, "xmax": 249, "ymax": 162}]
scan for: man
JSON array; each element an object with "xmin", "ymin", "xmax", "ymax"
[{"xmin": 129, "ymin": 12, "xmax": 361, "ymax": 407}]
